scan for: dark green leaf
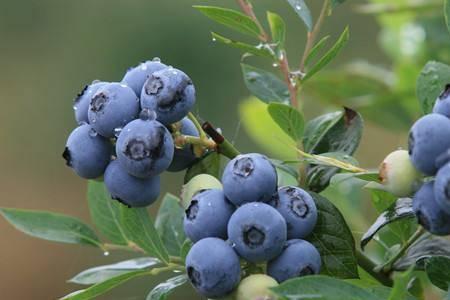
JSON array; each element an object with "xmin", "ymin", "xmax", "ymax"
[
  {"xmin": 307, "ymin": 193, "xmax": 358, "ymax": 278},
  {"xmin": 304, "ymin": 35, "xmax": 330, "ymax": 67},
  {"xmin": 69, "ymin": 258, "xmax": 160, "ymax": 285},
  {"xmin": 194, "ymin": 6, "xmax": 261, "ymax": 38},
  {"xmin": 445, "ymin": 0, "xmax": 450, "ymax": 34},
  {"xmin": 271, "ymin": 159, "xmax": 299, "ymax": 179},
  {"xmin": 61, "ymin": 270, "xmax": 150, "ymax": 300},
  {"xmin": 155, "ymin": 194, "xmax": 186, "ymax": 256},
  {"xmin": 271, "ymin": 275, "xmax": 381, "ymax": 300},
  {"xmin": 267, "ymin": 11, "xmax": 286, "ymax": 50},
  {"xmin": 417, "ymin": 61, "xmax": 450, "ymax": 114},
  {"xmin": 286, "ymin": 0, "xmax": 313, "ymax": 31},
  {"xmin": 146, "ymin": 275, "xmax": 188, "ymax": 300},
  {"xmin": 331, "ymin": 0, "xmax": 347, "ymax": 9},
  {"xmin": 184, "ymin": 152, "xmax": 221, "ymax": 183},
  {"xmin": 0, "ymin": 208, "xmax": 101, "ymax": 248},
  {"xmin": 241, "ymin": 64, "xmax": 290, "ymax": 104},
  {"xmin": 425, "ymin": 256, "xmax": 450, "ymax": 291},
  {"xmin": 361, "ymin": 198, "xmax": 415, "ymax": 250},
  {"xmin": 211, "ymin": 32, "xmax": 274, "ymax": 58},
  {"xmin": 267, "ymin": 102, "xmax": 304, "ymax": 142},
  {"xmin": 120, "ymin": 207, "xmax": 170, "ymax": 264},
  {"xmin": 303, "ymin": 26, "xmax": 350, "ymax": 82},
  {"xmin": 303, "ymin": 111, "xmax": 343, "ymax": 153},
  {"xmin": 87, "ymin": 181, "xmax": 128, "ymax": 245},
  {"xmin": 179, "ymin": 239, "xmax": 193, "ymax": 262}
]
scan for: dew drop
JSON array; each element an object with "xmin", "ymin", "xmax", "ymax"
[
  {"xmin": 272, "ymin": 63, "xmax": 279, "ymax": 67},
  {"xmin": 212, "ymin": 37, "xmax": 217, "ymax": 42},
  {"xmin": 89, "ymin": 128, "xmax": 98, "ymax": 137},
  {"xmin": 103, "ymin": 251, "xmax": 110, "ymax": 256},
  {"xmin": 295, "ymin": 4, "xmax": 302, "ymax": 10},
  {"xmin": 152, "ymin": 57, "xmax": 161, "ymax": 62},
  {"xmin": 114, "ymin": 127, "xmax": 123, "ymax": 137},
  {"xmin": 91, "ymin": 118, "xmax": 97, "ymax": 124},
  {"xmin": 141, "ymin": 64, "xmax": 148, "ymax": 71},
  {"xmin": 73, "ymin": 105, "xmax": 78, "ymax": 110},
  {"xmin": 173, "ymin": 269, "xmax": 182, "ymax": 273}
]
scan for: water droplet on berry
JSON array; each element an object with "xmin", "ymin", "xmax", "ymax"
[
  {"xmin": 152, "ymin": 57, "xmax": 161, "ymax": 62},
  {"xmin": 114, "ymin": 127, "xmax": 123, "ymax": 137},
  {"xmin": 73, "ymin": 105, "xmax": 77, "ymax": 110},
  {"xmin": 89, "ymin": 128, "xmax": 98, "ymax": 137},
  {"xmin": 141, "ymin": 64, "xmax": 148, "ymax": 71}
]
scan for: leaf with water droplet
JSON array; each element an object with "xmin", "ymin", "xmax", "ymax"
[
  {"xmin": 285, "ymin": 0, "xmax": 313, "ymax": 31},
  {"xmin": 417, "ymin": 61, "xmax": 450, "ymax": 114},
  {"xmin": 210, "ymin": 32, "xmax": 275, "ymax": 59},
  {"xmin": 146, "ymin": 275, "xmax": 188, "ymax": 300}
]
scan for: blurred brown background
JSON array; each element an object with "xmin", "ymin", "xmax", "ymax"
[{"xmin": 0, "ymin": 0, "xmax": 418, "ymax": 299}]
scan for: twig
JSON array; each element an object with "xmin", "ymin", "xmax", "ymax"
[
  {"xmin": 236, "ymin": 0, "xmax": 269, "ymax": 42},
  {"xmin": 356, "ymin": 250, "xmax": 393, "ymax": 287},
  {"xmin": 202, "ymin": 121, "xmax": 241, "ymax": 159}
]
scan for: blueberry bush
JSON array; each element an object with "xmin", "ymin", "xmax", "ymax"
[{"xmin": 2, "ymin": 0, "xmax": 450, "ymax": 299}]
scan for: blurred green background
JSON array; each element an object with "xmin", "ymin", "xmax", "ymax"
[{"xmin": 0, "ymin": 0, "xmax": 447, "ymax": 299}]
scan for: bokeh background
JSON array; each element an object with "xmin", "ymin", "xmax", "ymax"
[{"xmin": 0, "ymin": 0, "xmax": 447, "ymax": 299}]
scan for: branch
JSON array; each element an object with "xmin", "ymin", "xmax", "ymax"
[
  {"xmin": 202, "ymin": 121, "xmax": 241, "ymax": 159},
  {"xmin": 356, "ymin": 250, "xmax": 393, "ymax": 287},
  {"xmin": 236, "ymin": 0, "xmax": 269, "ymax": 42}
]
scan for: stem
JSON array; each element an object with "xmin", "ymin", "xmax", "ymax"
[
  {"xmin": 170, "ymin": 256, "xmax": 184, "ymax": 265},
  {"xmin": 148, "ymin": 264, "xmax": 184, "ymax": 276},
  {"xmin": 375, "ymin": 227, "xmax": 426, "ymax": 274},
  {"xmin": 202, "ymin": 121, "xmax": 241, "ymax": 159},
  {"xmin": 236, "ymin": 0, "xmax": 269, "ymax": 42},
  {"xmin": 356, "ymin": 250, "xmax": 393, "ymax": 287},
  {"xmin": 188, "ymin": 112, "xmax": 207, "ymax": 140},
  {"xmin": 182, "ymin": 135, "xmax": 216, "ymax": 149},
  {"xmin": 300, "ymin": 0, "xmax": 330, "ymax": 71}
]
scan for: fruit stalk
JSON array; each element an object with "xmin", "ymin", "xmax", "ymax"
[
  {"xmin": 356, "ymin": 250, "xmax": 393, "ymax": 287},
  {"xmin": 202, "ymin": 121, "xmax": 241, "ymax": 159}
]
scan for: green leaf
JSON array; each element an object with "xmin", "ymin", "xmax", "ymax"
[
  {"xmin": 155, "ymin": 194, "xmax": 186, "ymax": 256},
  {"xmin": 271, "ymin": 275, "xmax": 381, "ymax": 300},
  {"xmin": 69, "ymin": 257, "xmax": 160, "ymax": 285},
  {"xmin": 417, "ymin": 61, "xmax": 450, "ymax": 114},
  {"xmin": 307, "ymin": 193, "xmax": 358, "ymax": 278},
  {"xmin": 303, "ymin": 111, "xmax": 343, "ymax": 153},
  {"xmin": 179, "ymin": 239, "xmax": 193, "ymax": 262},
  {"xmin": 211, "ymin": 32, "xmax": 274, "ymax": 58},
  {"xmin": 146, "ymin": 275, "xmax": 188, "ymax": 300},
  {"xmin": 425, "ymin": 256, "xmax": 450, "ymax": 291},
  {"xmin": 331, "ymin": 0, "xmax": 347, "ymax": 9},
  {"xmin": 388, "ymin": 266, "xmax": 415, "ymax": 300},
  {"xmin": 194, "ymin": 6, "xmax": 261, "ymax": 38},
  {"xmin": 361, "ymin": 198, "xmax": 415, "ymax": 250},
  {"xmin": 267, "ymin": 11, "xmax": 286, "ymax": 50},
  {"xmin": 303, "ymin": 26, "xmax": 350, "ymax": 82},
  {"xmin": 87, "ymin": 181, "xmax": 128, "ymax": 245},
  {"xmin": 120, "ymin": 207, "xmax": 170, "ymax": 265},
  {"xmin": 267, "ymin": 103, "xmax": 304, "ymax": 142},
  {"xmin": 366, "ymin": 286, "xmax": 416, "ymax": 300},
  {"xmin": 184, "ymin": 152, "xmax": 221, "ymax": 183},
  {"xmin": 241, "ymin": 64, "xmax": 290, "ymax": 104},
  {"xmin": 304, "ymin": 35, "xmax": 330, "ymax": 67},
  {"xmin": 0, "ymin": 208, "xmax": 101, "ymax": 248},
  {"xmin": 286, "ymin": 0, "xmax": 313, "ymax": 31},
  {"xmin": 445, "ymin": 0, "xmax": 450, "ymax": 34},
  {"xmin": 61, "ymin": 270, "xmax": 150, "ymax": 300}
]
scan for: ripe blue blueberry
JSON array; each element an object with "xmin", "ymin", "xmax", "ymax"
[
  {"xmin": 88, "ymin": 82, "xmax": 140, "ymax": 138},
  {"xmin": 63, "ymin": 124, "xmax": 112, "ymax": 179},
  {"xmin": 167, "ymin": 117, "xmax": 199, "ymax": 172},
  {"xmin": 408, "ymin": 114, "xmax": 450, "ymax": 175},
  {"xmin": 121, "ymin": 59, "xmax": 167, "ymax": 97},
  {"xmin": 227, "ymin": 202, "xmax": 287, "ymax": 263},
  {"xmin": 140, "ymin": 67, "xmax": 195, "ymax": 125},
  {"xmin": 432, "ymin": 84, "xmax": 450, "ymax": 118},
  {"xmin": 104, "ymin": 160, "xmax": 160, "ymax": 207},
  {"xmin": 413, "ymin": 181, "xmax": 450, "ymax": 236},
  {"xmin": 222, "ymin": 153, "xmax": 277, "ymax": 206},
  {"xmin": 271, "ymin": 186, "xmax": 317, "ymax": 239},
  {"xmin": 184, "ymin": 189, "xmax": 235, "ymax": 243},
  {"xmin": 267, "ymin": 239, "xmax": 321, "ymax": 283},
  {"xmin": 116, "ymin": 111, "xmax": 174, "ymax": 178},
  {"xmin": 186, "ymin": 238, "xmax": 241, "ymax": 298},
  {"xmin": 434, "ymin": 163, "xmax": 450, "ymax": 215},
  {"xmin": 73, "ymin": 81, "xmax": 107, "ymax": 125}
]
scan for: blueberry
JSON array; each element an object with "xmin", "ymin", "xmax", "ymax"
[
  {"xmin": 432, "ymin": 84, "xmax": 450, "ymax": 118},
  {"xmin": 222, "ymin": 153, "xmax": 277, "ymax": 206},
  {"xmin": 62, "ymin": 124, "xmax": 112, "ymax": 179},
  {"xmin": 267, "ymin": 239, "xmax": 321, "ymax": 283},
  {"xmin": 235, "ymin": 274, "xmax": 278, "ymax": 300},
  {"xmin": 413, "ymin": 181, "xmax": 450, "ymax": 236},
  {"xmin": 408, "ymin": 114, "xmax": 450, "ymax": 175},
  {"xmin": 186, "ymin": 238, "xmax": 241, "ymax": 298},
  {"xmin": 104, "ymin": 160, "xmax": 160, "ymax": 207},
  {"xmin": 434, "ymin": 163, "xmax": 450, "ymax": 215},
  {"xmin": 73, "ymin": 81, "xmax": 107, "ymax": 125},
  {"xmin": 167, "ymin": 117, "xmax": 199, "ymax": 172},
  {"xmin": 121, "ymin": 60, "xmax": 167, "ymax": 97},
  {"xmin": 184, "ymin": 189, "xmax": 235, "ymax": 243},
  {"xmin": 116, "ymin": 112, "xmax": 174, "ymax": 178},
  {"xmin": 227, "ymin": 202, "xmax": 287, "ymax": 263},
  {"xmin": 271, "ymin": 186, "xmax": 317, "ymax": 239},
  {"xmin": 140, "ymin": 67, "xmax": 195, "ymax": 125},
  {"xmin": 88, "ymin": 82, "xmax": 140, "ymax": 138}
]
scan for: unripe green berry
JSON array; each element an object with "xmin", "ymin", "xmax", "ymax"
[
  {"xmin": 236, "ymin": 274, "xmax": 278, "ymax": 300},
  {"xmin": 181, "ymin": 174, "xmax": 223, "ymax": 208},
  {"xmin": 378, "ymin": 150, "xmax": 422, "ymax": 197}
]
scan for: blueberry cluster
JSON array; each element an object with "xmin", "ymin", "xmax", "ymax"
[
  {"xmin": 184, "ymin": 153, "xmax": 321, "ymax": 299},
  {"xmin": 63, "ymin": 59, "xmax": 198, "ymax": 207},
  {"xmin": 409, "ymin": 84, "xmax": 450, "ymax": 235}
]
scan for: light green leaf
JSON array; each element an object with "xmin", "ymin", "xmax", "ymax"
[
  {"xmin": 194, "ymin": 6, "xmax": 261, "ymax": 38},
  {"xmin": 286, "ymin": 0, "xmax": 313, "ymax": 31},
  {"xmin": 184, "ymin": 152, "xmax": 221, "ymax": 183},
  {"xmin": 87, "ymin": 181, "xmax": 128, "ymax": 245},
  {"xmin": 179, "ymin": 239, "xmax": 193, "ymax": 262},
  {"xmin": 388, "ymin": 266, "xmax": 415, "ymax": 300},
  {"xmin": 304, "ymin": 35, "xmax": 330, "ymax": 67},
  {"xmin": 241, "ymin": 64, "xmax": 290, "ymax": 104},
  {"xmin": 303, "ymin": 26, "xmax": 350, "ymax": 82},
  {"xmin": 425, "ymin": 256, "xmax": 450, "ymax": 291},
  {"xmin": 267, "ymin": 11, "xmax": 286, "ymax": 50},
  {"xmin": 146, "ymin": 275, "xmax": 188, "ymax": 300},
  {"xmin": 211, "ymin": 32, "xmax": 274, "ymax": 58},
  {"xmin": 69, "ymin": 257, "xmax": 160, "ymax": 285},
  {"xmin": 0, "ymin": 208, "xmax": 101, "ymax": 248},
  {"xmin": 267, "ymin": 102, "xmax": 304, "ymax": 142},
  {"xmin": 121, "ymin": 207, "xmax": 170, "ymax": 265},
  {"xmin": 155, "ymin": 194, "xmax": 186, "ymax": 256},
  {"xmin": 417, "ymin": 61, "xmax": 450, "ymax": 114}
]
